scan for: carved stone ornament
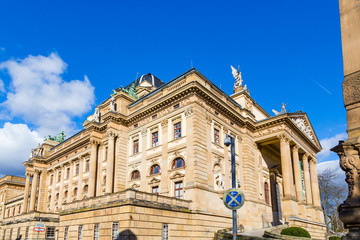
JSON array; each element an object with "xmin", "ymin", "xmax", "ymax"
[
  {"xmin": 277, "ymin": 133, "xmax": 290, "ymax": 143},
  {"xmin": 185, "ymin": 107, "xmax": 193, "ymax": 117},
  {"xmin": 170, "ymin": 171, "xmax": 185, "ymax": 180},
  {"xmin": 161, "ymin": 119, "xmax": 168, "ymax": 127},
  {"xmin": 290, "ymin": 117, "xmax": 315, "ymax": 142},
  {"xmin": 141, "ymin": 128, "xmax": 147, "ymax": 136}
]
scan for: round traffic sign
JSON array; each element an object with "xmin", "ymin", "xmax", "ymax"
[{"xmin": 223, "ymin": 188, "xmax": 245, "ymax": 210}]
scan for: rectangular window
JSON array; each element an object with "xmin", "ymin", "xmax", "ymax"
[
  {"xmin": 214, "ymin": 129, "xmax": 220, "ymax": 145},
  {"xmin": 25, "ymin": 226, "xmax": 29, "ymax": 240},
  {"xmin": 174, "ymin": 122, "xmax": 181, "ymax": 140},
  {"xmin": 133, "ymin": 140, "xmax": 139, "ymax": 154},
  {"xmin": 75, "ymin": 164, "xmax": 80, "ymax": 176},
  {"xmin": 66, "ymin": 167, "xmax": 70, "ymax": 179},
  {"xmin": 134, "ymin": 123, "xmax": 138, "ymax": 128},
  {"xmin": 93, "ymin": 224, "xmax": 99, "ymax": 240},
  {"xmin": 173, "ymin": 104, "xmax": 179, "ymax": 109},
  {"xmin": 78, "ymin": 225, "xmax": 83, "ymax": 240},
  {"xmin": 174, "ymin": 181, "xmax": 183, "ymax": 199},
  {"xmin": 58, "ymin": 171, "xmax": 61, "ymax": 182},
  {"xmin": 105, "ymin": 147, "xmax": 108, "ymax": 161},
  {"xmin": 85, "ymin": 160, "xmax": 90, "ymax": 172},
  {"xmin": 162, "ymin": 224, "xmax": 169, "ymax": 240},
  {"xmin": 152, "ymin": 132, "xmax": 159, "ymax": 147},
  {"xmin": 46, "ymin": 227, "xmax": 55, "ymax": 239},
  {"xmin": 152, "ymin": 186, "xmax": 159, "ymax": 194},
  {"xmin": 17, "ymin": 227, "xmax": 20, "ymax": 238},
  {"xmin": 112, "ymin": 223, "xmax": 119, "ymax": 240},
  {"xmin": 64, "ymin": 226, "xmax": 69, "ymax": 240},
  {"xmin": 152, "ymin": 114, "xmax": 157, "ymax": 119},
  {"xmin": 50, "ymin": 175, "xmax": 54, "ymax": 184}
]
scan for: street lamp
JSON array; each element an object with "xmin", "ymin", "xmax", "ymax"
[{"xmin": 224, "ymin": 134, "xmax": 237, "ymax": 240}]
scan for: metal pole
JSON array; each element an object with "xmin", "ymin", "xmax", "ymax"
[
  {"xmin": 231, "ymin": 137, "xmax": 237, "ymax": 240},
  {"xmin": 36, "ymin": 219, "xmax": 41, "ymax": 240}
]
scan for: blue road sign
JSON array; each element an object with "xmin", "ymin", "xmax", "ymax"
[{"xmin": 223, "ymin": 188, "xmax": 245, "ymax": 210}]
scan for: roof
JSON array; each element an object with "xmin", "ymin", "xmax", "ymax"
[{"xmin": 124, "ymin": 73, "xmax": 165, "ymax": 89}]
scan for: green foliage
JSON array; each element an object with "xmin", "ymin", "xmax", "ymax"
[
  {"xmin": 329, "ymin": 237, "xmax": 341, "ymax": 240},
  {"xmin": 280, "ymin": 227, "xmax": 311, "ymax": 238}
]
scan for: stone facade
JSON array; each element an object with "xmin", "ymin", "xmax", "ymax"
[{"xmin": 0, "ymin": 68, "xmax": 325, "ymax": 239}]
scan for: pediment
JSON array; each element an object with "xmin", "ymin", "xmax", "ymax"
[
  {"xmin": 149, "ymin": 177, "xmax": 161, "ymax": 184},
  {"xmin": 139, "ymin": 80, "xmax": 153, "ymax": 88},
  {"xmin": 289, "ymin": 115, "xmax": 320, "ymax": 148},
  {"xmin": 170, "ymin": 171, "xmax": 185, "ymax": 180}
]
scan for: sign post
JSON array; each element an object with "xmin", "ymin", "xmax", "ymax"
[
  {"xmin": 33, "ymin": 219, "xmax": 45, "ymax": 240},
  {"xmin": 224, "ymin": 134, "xmax": 245, "ymax": 240}
]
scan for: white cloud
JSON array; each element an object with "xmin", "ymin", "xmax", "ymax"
[
  {"xmin": 317, "ymin": 159, "xmax": 346, "ymax": 184},
  {"xmin": 0, "ymin": 79, "xmax": 4, "ymax": 93},
  {"xmin": 0, "ymin": 53, "xmax": 95, "ymax": 136},
  {"xmin": 0, "ymin": 122, "xmax": 42, "ymax": 176},
  {"xmin": 318, "ymin": 133, "xmax": 347, "ymax": 161}
]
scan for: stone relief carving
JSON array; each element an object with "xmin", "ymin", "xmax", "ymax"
[
  {"xmin": 291, "ymin": 117, "xmax": 315, "ymax": 142},
  {"xmin": 185, "ymin": 107, "xmax": 193, "ymax": 117}
]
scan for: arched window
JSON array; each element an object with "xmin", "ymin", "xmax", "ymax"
[
  {"xmin": 56, "ymin": 193, "xmax": 59, "ymax": 201},
  {"xmin": 264, "ymin": 182, "xmax": 270, "ymax": 205},
  {"xmin": 73, "ymin": 188, "xmax": 78, "ymax": 197},
  {"xmin": 48, "ymin": 195, "xmax": 51, "ymax": 203},
  {"xmin": 83, "ymin": 185, "xmax": 88, "ymax": 193},
  {"xmin": 64, "ymin": 190, "xmax": 68, "ymax": 199},
  {"xmin": 150, "ymin": 164, "xmax": 160, "ymax": 175},
  {"xmin": 172, "ymin": 158, "xmax": 185, "ymax": 169},
  {"xmin": 131, "ymin": 170, "xmax": 140, "ymax": 180}
]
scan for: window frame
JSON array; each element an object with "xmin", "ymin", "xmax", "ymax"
[
  {"xmin": 133, "ymin": 139, "xmax": 139, "ymax": 154},
  {"xmin": 174, "ymin": 122, "xmax": 182, "ymax": 140},
  {"xmin": 152, "ymin": 131, "xmax": 159, "ymax": 148},
  {"xmin": 214, "ymin": 128, "xmax": 220, "ymax": 145},
  {"xmin": 131, "ymin": 170, "xmax": 140, "ymax": 180},
  {"xmin": 78, "ymin": 225, "xmax": 83, "ymax": 240},
  {"xmin": 174, "ymin": 181, "xmax": 183, "ymax": 199},
  {"xmin": 162, "ymin": 224, "xmax": 169, "ymax": 240},
  {"xmin": 93, "ymin": 224, "xmax": 99, "ymax": 240},
  {"xmin": 46, "ymin": 227, "xmax": 56, "ymax": 239},
  {"xmin": 152, "ymin": 186, "xmax": 159, "ymax": 195},
  {"xmin": 111, "ymin": 222, "xmax": 119, "ymax": 240},
  {"xmin": 172, "ymin": 158, "xmax": 185, "ymax": 170},
  {"xmin": 64, "ymin": 226, "xmax": 69, "ymax": 240},
  {"xmin": 150, "ymin": 164, "xmax": 160, "ymax": 175},
  {"xmin": 75, "ymin": 163, "xmax": 80, "ymax": 176},
  {"xmin": 85, "ymin": 159, "xmax": 90, "ymax": 172}
]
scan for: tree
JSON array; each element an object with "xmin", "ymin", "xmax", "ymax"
[{"xmin": 318, "ymin": 168, "xmax": 347, "ymax": 233}]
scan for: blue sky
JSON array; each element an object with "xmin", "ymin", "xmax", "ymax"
[{"xmin": 0, "ymin": 0, "xmax": 346, "ymax": 177}]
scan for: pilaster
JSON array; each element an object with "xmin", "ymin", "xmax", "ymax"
[
  {"xmin": 88, "ymin": 138, "xmax": 99, "ymax": 198},
  {"xmin": 22, "ymin": 173, "xmax": 31, "ymax": 213},
  {"xmin": 106, "ymin": 131, "xmax": 116, "ymax": 194},
  {"xmin": 29, "ymin": 170, "xmax": 39, "ymax": 212}
]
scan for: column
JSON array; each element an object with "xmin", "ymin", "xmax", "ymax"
[
  {"xmin": 50, "ymin": 172, "xmax": 56, "ymax": 211},
  {"xmin": 67, "ymin": 163, "xmax": 74, "ymax": 202},
  {"xmin": 88, "ymin": 139, "xmax": 99, "ymax": 198},
  {"xmin": 106, "ymin": 132, "xmax": 115, "ymax": 194},
  {"xmin": 58, "ymin": 166, "xmax": 65, "ymax": 210},
  {"xmin": 29, "ymin": 171, "xmax": 39, "ymax": 212},
  {"xmin": 77, "ymin": 159, "xmax": 84, "ymax": 200},
  {"xmin": 309, "ymin": 158, "xmax": 321, "ymax": 207},
  {"xmin": 279, "ymin": 134, "xmax": 295, "ymax": 198},
  {"xmin": 22, "ymin": 173, "xmax": 31, "ymax": 213},
  {"xmin": 302, "ymin": 153, "xmax": 313, "ymax": 205},
  {"xmin": 292, "ymin": 146, "xmax": 303, "ymax": 202}
]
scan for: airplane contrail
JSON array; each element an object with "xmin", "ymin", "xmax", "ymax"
[{"xmin": 311, "ymin": 79, "xmax": 333, "ymax": 95}]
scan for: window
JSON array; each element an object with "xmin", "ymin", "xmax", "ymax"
[
  {"xmin": 78, "ymin": 225, "xmax": 83, "ymax": 240},
  {"xmin": 58, "ymin": 171, "xmax": 62, "ymax": 182},
  {"xmin": 50, "ymin": 175, "xmax": 54, "ymax": 184},
  {"xmin": 152, "ymin": 186, "xmax": 159, "ymax": 194},
  {"xmin": 48, "ymin": 195, "xmax": 52, "ymax": 203},
  {"xmin": 18, "ymin": 205, "xmax": 21, "ymax": 214},
  {"xmin": 9, "ymin": 229, "xmax": 12, "ymax": 240},
  {"xmin": 105, "ymin": 147, "xmax": 108, "ymax": 161},
  {"xmin": 93, "ymin": 224, "xmax": 99, "ymax": 240},
  {"xmin": 172, "ymin": 158, "xmax": 185, "ymax": 169},
  {"xmin": 46, "ymin": 227, "xmax": 55, "ymax": 239},
  {"xmin": 150, "ymin": 165, "xmax": 160, "ymax": 175},
  {"xmin": 152, "ymin": 132, "xmax": 159, "ymax": 147},
  {"xmin": 17, "ymin": 227, "xmax": 20, "ymax": 238},
  {"xmin": 174, "ymin": 122, "xmax": 181, "ymax": 139},
  {"xmin": 56, "ymin": 193, "xmax": 59, "ymax": 201},
  {"xmin": 173, "ymin": 103, "xmax": 179, "ymax": 109},
  {"xmin": 2, "ymin": 229, "xmax": 5, "ymax": 240},
  {"xmin": 25, "ymin": 226, "xmax": 29, "ymax": 240},
  {"xmin": 85, "ymin": 160, "xmax": 90, "ymax": 172},
  {"xmin": 133, "ymin": 139, "xmax": 139, "ymax": 154},
  {"xmin": 66, "ymin": 168, "xmax": 70, "ymax": 179},
  {"xmin": 75, "ymin": 164, "xmax": 80, "ymax": 176},
  {"xmin": 214, "ymin": 128, "xmax": 220, "ymax": 145},
  {"xmin": 64, "ymin": 190, "xmax": 68, "ymax": 200},
  {"xmin": 152, "ymin": 114, "xmax": 157, "ymax": 119},
  {"xmin": 134, "ymin": 123, "xmax": 138, "ymax": 128},
  {"xmin": 174, "ymin": 181, "xmax": 183, "ymax": 199},
  {"xmin": 162, "ymin": 224, "xmax": 169, "ymax": 240},
  {"xmin": 112, "ymin": 223, "xmax": 119, "ymax": 240},
  {"xmin": 74, "ymin": 188, "xmax": 78, "ymax": 197},
  {"xmin": 83, "ymin": 185, "xmax": 88, "ymax": 194},
  {"xmin": 264, "ymin": 182, "xmax": 270, "ymax": 205},
  {"xmin": 64, "ymin": 226, "xmax": 69, "ymax": 240},
  {"xmin": 131, "ymin": 170, "xmax": 140, "ymax": 180}
]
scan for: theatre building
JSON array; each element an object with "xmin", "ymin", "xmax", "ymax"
[{"xmin": 0, "ymin": 68, "xmax": 326, "ymax": 239}]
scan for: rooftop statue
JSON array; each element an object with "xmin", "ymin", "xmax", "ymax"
[
  {"xmin": 44, "ymin": 131, "xmax": 66, "ymax": 143},
  {"xmin": 272, "ymin": 103, "xmax": 287, "ymax": 116},
  {"xmin": 110, "ymin": 95, "xmax": 116, "ymax": 112},
  {"xmin": 112, "ymin": 83, "xmax": 139, "ymax": 99},
  {"xmin": 231, "ymin": 65, "xmax": 243, "ymax": 88},
  {"xmin": 93, "ymin": 105, "xmax": 100, "ymax": 122}
]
